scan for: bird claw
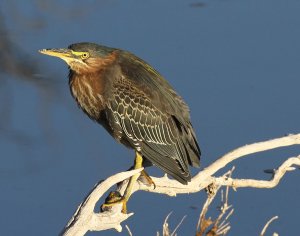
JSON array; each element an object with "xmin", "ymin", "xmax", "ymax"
[
  {"xmin": 139, "ymin": 170, "xmax": 156, "ymax": 189},
  {"xmin": 101, "ymin": 191, "xmax": 127, "ymax": 213}
]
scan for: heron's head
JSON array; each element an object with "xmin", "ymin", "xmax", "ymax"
[{"xmin": 39, "ymin": 42, "xmax": 116, "ymax": 74}]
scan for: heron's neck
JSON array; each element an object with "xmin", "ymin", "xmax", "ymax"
[{"xmin": 69, "ymin": 70, "xmax": 106, "ymax": 120}]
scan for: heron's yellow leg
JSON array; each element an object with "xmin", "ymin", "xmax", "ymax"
[
  {"xmin": 122, "ymin": 152, "xmax": 143, "ymax": 210},
  {"xmin": 101, "ymin": 152, "xmax": 143, "ymax": 213}
]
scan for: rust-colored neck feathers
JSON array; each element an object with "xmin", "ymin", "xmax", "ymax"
[{"xmin": 69, "ymin": 51, "xmax": 118, "ymax": 120}]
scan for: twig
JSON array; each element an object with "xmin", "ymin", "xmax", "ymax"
[
  {"xmin": 171, "ymin": 215, "xmax": 186, "ymax": 236},
  {"xmin": 125, "ymin": 225, "xmax": 133, "ymax": 236},
  {"xmin": 196, "ymin": 169, "xmax": 234, "ymax": 236},
  {"xmin": 260, "ymin": 216, "xmax": 279, "ymax": 236},
  {"xmin": 158, "ymin": 212, "xmax": 187, "ymax": 236}
]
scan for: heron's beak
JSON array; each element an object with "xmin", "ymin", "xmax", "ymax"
[
  {"xmin": 39, "ymin": 48, "xmax": 76, "ymax": 64},
  {"xmin": 39, "ymin": 48, "xmax": 74, "ymax": 59}
]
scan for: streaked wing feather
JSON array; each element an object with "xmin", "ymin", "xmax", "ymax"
[{"xmin": 107, "ymin": 78, "xmax": 193, "ymax": 183}]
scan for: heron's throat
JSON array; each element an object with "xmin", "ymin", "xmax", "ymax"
[
  {"xmin": 67, "ymin": 60, "xmax": 91, "ymax": 74},
  {"xmin": 69, "ymin": 72, "xmax": 106, "ymax": 120}
]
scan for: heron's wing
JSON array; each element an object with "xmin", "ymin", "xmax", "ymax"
[
  {"xmin": 106, "ymin": 74, "xmax": 197, "ymax": 184},
  {"xmin": 117, "ymin": 52, "xmax": 200, "ymax": 167},
  {"xmin": 117, "ymin": 52, "xmax": 190, "ymax": 119}
]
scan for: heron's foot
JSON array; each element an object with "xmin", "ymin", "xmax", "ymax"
[
  {"xmin": 101, "ymin": 191, "xmax": 127, "ymax": 213},
  {"xmin": 139, "ymin": 170, "xmax": 156, "ymax": 189}
]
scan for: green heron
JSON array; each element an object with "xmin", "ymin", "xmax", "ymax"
[{"xmin": 39, "ymin": 42, "xmax": 201, "ymax": 212}]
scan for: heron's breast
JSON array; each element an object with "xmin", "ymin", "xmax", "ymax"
[{"xmin": 70, "ymin": 74, "xmax": 106, "ymax": 119}]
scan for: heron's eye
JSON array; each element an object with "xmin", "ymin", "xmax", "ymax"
[{"xmin": 81, "ymin": 52, "xmax": 90, "ymax": 59}]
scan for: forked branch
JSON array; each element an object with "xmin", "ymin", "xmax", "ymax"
[
  {"xmin": 61, "ymin": 168, "xmax": 143, "ymax": 236},
  {"xmin": 61, "ymin": 133, "xmax": 300, "ymax": 235}
]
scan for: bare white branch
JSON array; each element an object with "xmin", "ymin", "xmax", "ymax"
[
  {"xmin": 214, "ymin": 157, "xmax": 300, "ymax": 189},
  {"xmin": 61, "ymin": 133, "xmax": 300, "ymax": 235},
  {"xmin": 61, "ymin": 168, "xmax": 143, "ymax": 236}
]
